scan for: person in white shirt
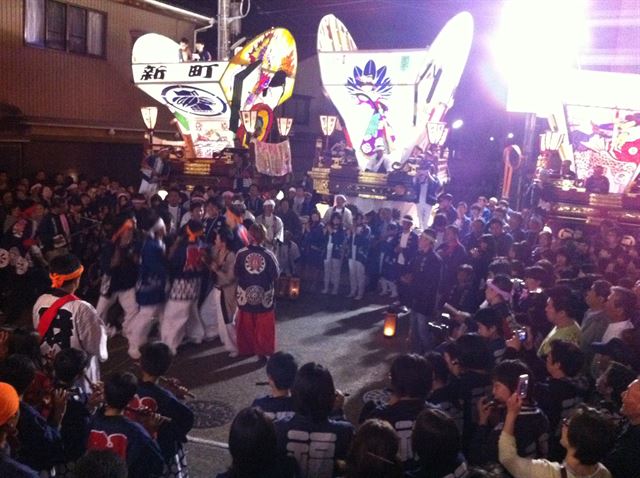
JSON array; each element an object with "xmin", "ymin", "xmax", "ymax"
[
  {"xmin": 322, "ymin": 194, "xmax": 353, "ymax": 230},
  {"xmin": 33, "ymin": 254, "xmax": 107, "ymax": 389},
  {"xmin": 592, "ymin": 286, "xmax": 636, "ymax": 377},
  {"xmin": 601, "ymin": 286, "xmax": 636, "ymax": 343},
  {"xmin": 255, "ymin": 199, "xmax": 283, "ymax": 254},
  {"xmin": 499, "ymin": 393, "xmax": 615, "ymax": 478}
]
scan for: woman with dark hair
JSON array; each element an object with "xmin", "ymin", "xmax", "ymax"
[
  {"xmin": 202, "ymin": 226, "xmax": 239, "ymax": 357},
  {"xmin": 345, "ymin": 419, "xmax": 402, "ymax": 478},
  {"xmin": 275, "ymin": 362, "xmax": 354, "ymax": 477},
  {"xmin": 217, "ymin": 407, "xmax": 296, "ymax": 478},
  {"xmin": 408, "ymin": 409, "xmax": 469, "ymax": 478},
  {"xmin": 500, "ymin": 396, "xmax": 615, "ymax": 478}
]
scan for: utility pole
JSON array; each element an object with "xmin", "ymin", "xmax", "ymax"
[{"xmin": 217, "ymin": 0, "xmax": 231, "ymax": 60}]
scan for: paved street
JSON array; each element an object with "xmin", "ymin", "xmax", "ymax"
[{"xmin": 104, "ymin": 290, "xmax": 409, "ymax": 477}]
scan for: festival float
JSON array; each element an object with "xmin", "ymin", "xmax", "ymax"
[
  {"xmin": 533, "ymin": 70, "xmax": 640, "ymax": 228},
  {"xmin": 309, "ymin": 12, "xmax": 474, "ymax": 213},
  {"xmin": 131, "ymin": 28, "xmax": 298, "ymax": 188}
]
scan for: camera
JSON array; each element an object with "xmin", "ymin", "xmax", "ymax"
[{"xmin": 516, "ymin": 328, "xmax": 527, "ymax": 342}]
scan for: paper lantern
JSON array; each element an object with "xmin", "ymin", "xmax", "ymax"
[
  {"xmin": 140, "ymin": 106, "xmax": 158, "ymax": 130},
  {"xmin": 383, "ymin": 311, "xmax": 397, "ymax": 337},
  {"xmin": 288, "ymin": 277, "xmax": 301, "ymax": 299},
  {"xmin": 241, "ymin": 110, "xmax": 259, "ymax": 134},
  {"xmin": 277, "ymin": 117, "xmax": 293, "ymax": 136},
  {"xmin": 320, "ymin": 115, "xmax": 337, "ymax": 136}
]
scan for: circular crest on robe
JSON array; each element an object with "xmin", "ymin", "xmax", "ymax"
[{"xmin": 244, "ymin": 252, "xmax": 266, "ymax": 274}]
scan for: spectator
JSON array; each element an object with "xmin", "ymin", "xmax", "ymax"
[
  {"xmin": 0, "ymin": 381, "xmax": 38, "ymax": 477},
  {"xmin": 580, "ymin": 279, "xmax": 611, "ymax": 373},
  {"xmin": 536, "ymin": 340, "xmax": 589, "ymax": 460},
  {"xmin": 538, "ymin": 286, "xmax": 582, "ymax": 357},
  {"xmin": 475, "ymin": 308, "xmax": 506, "ymax": 362},
  {"xmin": 409, "ymin": 408, "xmax": 470, "ymax": 478},
  {"xmin": 87, "ymin": 372, "xmax": 164, "ymax": 478},
  {"xmin": 488, "ymin": 218, "xmax": 513, "ymax": 257},
  {"xmin": 500, "ymin": 398, "xmax": 615, "ymax": 478},
  {"xmin": 217, "ymin": 407, "xmax": 297, "ymax": 478},
  {"xmin": 74, "ymin": 450, "xmax": 128, "ymax": 478},
  {"xmin": 274, "ymin": 363, "xmax": 354, "ymax": 478},
  {"xmin": 345, "ymin": 419, "xmax": 403, "ymax": 478},
  {"xmin": 252, "ymin": 351, "xmax": 298, "ymax": 420},
  {"xmin": 193, "ymin": 39, "xmax": 212, "ymax": 61},
  {"xmin": 360, "ymin": 354, "xmax": 434, "ymax": 468},
  {"xmin": 472, "ymin": 359, "xmax": 549, "ymax": 466}
]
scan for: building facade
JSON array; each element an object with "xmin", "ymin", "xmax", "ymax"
[{"xmin": 0, "ymin": 0, "xmax": 211, "ymax": 181}]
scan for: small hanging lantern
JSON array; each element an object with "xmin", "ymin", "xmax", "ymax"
[
  {"xmin": 383, "ymin": 311, "xmax": 398, "ymax": 337},
  {"xmin": 288, "ymin": 277, "xmax": 301, "ymax": 299},
  {"xmin": 241, "ymin": 110, "xmax": 259, "ymax": 134},
  {"xmin": 277, "ymin": 117, "xmax": 293, "ymax": 137}
]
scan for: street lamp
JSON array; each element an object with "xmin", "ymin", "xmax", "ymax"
[
  {"xmin": 276, "ymin": 117, "xmax": 293, "ymax": 138},
  {"xmin": 140, "ymin": 106, "xmax": 158, "ymax": 149},
  {"xmin": 319, "ymin": 114, "xmax": 337, "ymax": 166}
]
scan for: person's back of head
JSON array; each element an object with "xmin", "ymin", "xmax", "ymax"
[
  {"xmin": 456, "ymin": 333, "xmax": 494, "ymax": 372},
  {"xmin": 389, "ymin": 354, "xmax": 432, "ymax": 400},
  {"xmin": 0, "ymin": 354, "xmax": 36, "ymax": 396},
  {"xmin": 566, "ymin": 406, "xmax": 616, "ymax": 465},
  {"xmin": 266, "ymin": 352, "xmax": 298, "ymax": 391},
  {"xmin": 104, "ymin": 372, "xmax": 138, "ymax": 410},
  {"xmin": 346, "ymin": 419, "xmax": 402, "ymax": 478},
  {"xmin": 412, "ymin": 409, "xmax": 461, "ymax": 470},
  {"xmin": 228, "ymin": 407, "xmax": 278, "ymax": 477},
  {"xmin": 548, "ymin": 340, "xmax": 584, "ymax": 377},
  {"xmin": 49, "ymin": 253, "xmax": 83, "ymax": 290},
  {"xmin": 53, "ymin": 348, "xmax": 89, "ymax": 384},
  {"xmin": 424, "ymin": 351, "xmax": 450, "ymax": 386},
  {"xmin": 292, "ymin": 362, "xmax": 335, "ymax": 422},
  {"xmin": 493, "ymin": 359, "xmax": 532, "ymax": 399},
  {"xmin": 74, "ymin": 450, "xmax": 128, "ymax": 478},
  {"xmin": 139, "ymin": 342, "xmax": 173, "ymax": 378}
]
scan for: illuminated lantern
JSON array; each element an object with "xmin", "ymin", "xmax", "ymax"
[
  {"xmin": 241, "ymin": 110, "xmax": 259, "ymax": 134},
  {"xmin": 277, "ymin": 117, "xmax": 294, "ymax": 137},
  {"xmin": 383, "ymin": 311, "xmax": 397, "ymax": 337},
  {"xmin": 288, "ymin": 277, "xmax": 301, "ymax": 299},
  {"xmin": 539, "ymin": 131, "xmax": 565, "ymax": 152}
]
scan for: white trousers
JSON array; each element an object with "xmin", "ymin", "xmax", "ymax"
[
  {"xmin": 417, "ymin": 203, "xmax": 434, "ymax": 229},
  {"xmin": 199, "ymin": 288, "xmax": 220, "ymax": 340},
  {"xmin": 127, "ymin": 304, "xmax": 163, "ymax": 359},
  {"xmin": 96, "ymin": 288, "xmax": 138, "ymax": 333},
  {"xmin": 323, "ymin": 258, "xmax": 342, "ymax": 293},
  {"xmin": 213, "ymin": 288, "xmax": 237, "ymax": 353},
  {"xmin": 379, "ymin": 278, "xmax": 398, "ymax": 297},
  {"xmin": 348, "ymin": 259, "xmax": 366, "ymax": 298},
  {"xmin": 160, "ymin": 299, "xmax": 200, "ymax": 354}
]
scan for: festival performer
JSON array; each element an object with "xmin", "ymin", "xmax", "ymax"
[
  {"xmin": 225, "ymin": 202, "xmax": 251, "ymax": 252},
  {"xmin": 32, "ymin": 253, "xmax": 108, "ymax": 387},
  {"xmin": 322, "ymin": 213, "xmax": 347, "ymax": 295},
  {"xmin": 95, "ymin": 214, "xmax": 140, "ymax": 337},
  {"xmin": 234, "ymin": 223, "xmax": 280, "ymax": 357},
  {"xmin": 160, "ymin": 219, "xmax": 208, "ymax": 354},
  {"xmin": 322, "ymin": 194, "xmax": 353, "ymax": 230},
  {"xmin": 139, "ymin": 149, "xmax": 170, "ymax": 197},
  {"xmin": 255, "ymin": 199, "xmax": 284, "ymax": 254},
  {"xmin": 131, "ymin": 342, "xmax": 195, "ymax": 478},
  {"xmin": 347, "ymin": 212, "xmax": 371, "ymax": 300},
  {"xmin": 200, "ymin": 227, "xmax": 239, "ymax": 355},
  {"xmin": 129, "ymin": 212, "xmax": 168, "ymax": 360}
]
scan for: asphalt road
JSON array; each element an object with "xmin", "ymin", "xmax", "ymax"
[{"xmin": 103, "ymin": 288, "xmax": 409, "ymax": 477}]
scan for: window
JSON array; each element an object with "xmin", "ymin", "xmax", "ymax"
[{"xmin": 24, "ymin": 0, "xmax": 106, "ymax": 58}]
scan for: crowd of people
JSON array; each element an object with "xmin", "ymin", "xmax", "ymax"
[{"xmin": 0, "ymin": 166, "xmax": 639, "ymax": 478}]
